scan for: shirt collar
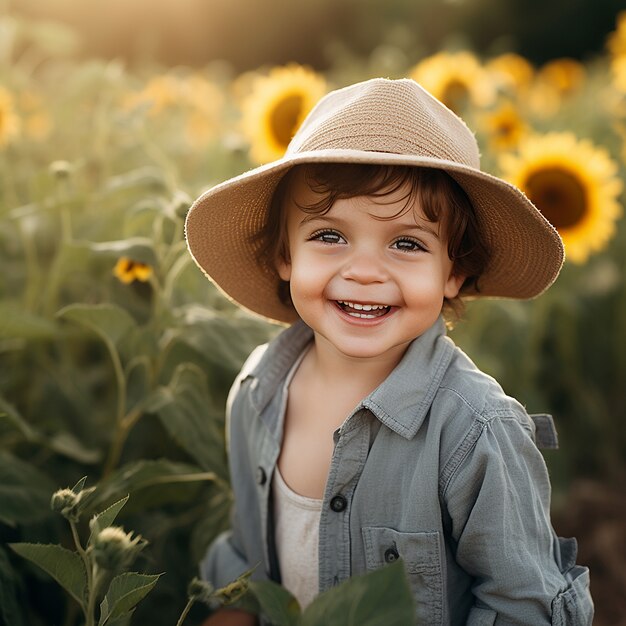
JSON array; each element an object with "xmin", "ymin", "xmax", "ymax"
[
  {"xmin": 362, "ymin": 317, "xmax": 454, "ymax": 439},
  {"xmin": 249, "ymin": 317, "xmax": 453, "ymax": 440}
]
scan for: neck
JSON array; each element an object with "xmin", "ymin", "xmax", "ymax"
[{"xmin": 308, "ymin": 333, "xmax": 409, "ymax": 395}]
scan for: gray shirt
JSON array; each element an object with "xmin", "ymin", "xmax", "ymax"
[{"xmin": 200, "ymin": 317, "xmax": 593, "ymax": 624}]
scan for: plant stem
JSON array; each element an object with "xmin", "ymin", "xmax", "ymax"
[
  {"xmin": 102, "ymin": 337, "xmax": 128, "ymax": 478},
  {"xmin": 175, "ymin": 598, "xmax": 195, "ymax": 626},
  {"xmin": 70, "ymin": 520, "xmax": 91, "ymax": 621},
  {"xmin": 86, "ymin": 564, "xmax": 103, "ymax": 626}
]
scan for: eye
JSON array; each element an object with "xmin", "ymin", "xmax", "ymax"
[
  {"xmin": 309, "ymin": 229, "xmax": 346, "ymax": 245},
  {"xmin": 391, "ymin": 237, "xmax": 427, "ymax": 253}
]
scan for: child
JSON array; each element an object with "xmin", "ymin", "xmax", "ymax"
[{"xmin": 185, "ymin": 78, "xmax": 593, "ymax": 625}]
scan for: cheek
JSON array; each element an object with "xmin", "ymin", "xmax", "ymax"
[{"xmin": 288, "ymin": 258, "xmax": 333, "ymax": 302}]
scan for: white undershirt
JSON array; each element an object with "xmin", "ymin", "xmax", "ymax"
[{"xmin": 272, "ymin": 465, "xmax": 323, "ymax": 609}]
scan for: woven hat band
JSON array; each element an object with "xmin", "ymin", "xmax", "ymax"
[{"xmin": 288, "ymin": 79, "xmax": 480, "ymax": 169}]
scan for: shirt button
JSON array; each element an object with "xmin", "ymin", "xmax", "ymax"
[
  {"xmin": 329, "ymin": 495, "xmax": 347, "ymax": 512},
  {"xmin": 384, "ymin": 547, "xmax": 400, "ymax": 563},
  {"xmin": 256, "ymin": 467, "xmax": 267, "ymax": 485}
]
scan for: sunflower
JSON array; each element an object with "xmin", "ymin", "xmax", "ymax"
[
  {"xmin": 486, "ymin": 53, "xmax": 535, "ymax": 94},
  {"xmin": 240, "ymin": 64, "xmax": 327, "ymax": 164},
  {"xmin": 537, "ymin": 58, "xmax": 585, "ymax": 96},
  {"xmin": 479, "ymin": 101, "xmax": 528, "ymax": 151},
  {"xmin": 499, "ymin": 133, "xmax": 623, "ymax": 263},
  {"xmin": 409, "ymin": 51, "xmax": 496, "ymax": 114},
  {"xmin": 180, "ymin": 75, "xmax": 224, "ymax": 146},
  {"xmin": 19, "ymin": 91, "xmax": 52, "ymax": 141},
  {"xmin": 122, "ymin": 75, "xmax": 182, "ymax": 116},
  {"xmin": 611, "ymin": 55, "xmax": 626, "ymax": 93},
  {"xmin": 0, "ymin": 87, "xmax": 21, "ymax": 147},
  {"xmin": 113, "ymin": 258, "xmax": 153, "ymax": 284},
  {"xmin": 607, "ymin": 11, "xmax": 626, "ymax": 58}
]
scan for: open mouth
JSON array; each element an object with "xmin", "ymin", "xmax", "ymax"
[{"xmin": 336, "ymin": 300, "xmax": 392, "ymax": 319}]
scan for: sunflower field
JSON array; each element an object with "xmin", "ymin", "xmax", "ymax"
[{"xmin": 1, "ymin": 5, "xmax": 626, "ymax": 626}]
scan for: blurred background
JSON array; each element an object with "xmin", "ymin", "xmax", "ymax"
[
  {"xmin": 8, "ymin": 0, "xmax": 626, "ymax": 68},
  {"xmin": 1, "ymin": 0, "xmax": 626, "ymax": 624}
]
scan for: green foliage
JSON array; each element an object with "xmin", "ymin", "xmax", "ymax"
[
  {"xmin": 9, "ymin": 543, "xmax": 88, "ymax": 606},
  {"xmin": 1, "ymin": 6, "xmax": 625, "ymax": 626},
  {"xmin": 98, "ymin": 573, "xmax": 162, "ymax": 626},
  {"xmin": 9, "ymin": 482, "xmax": 163, "ymax": 626},
  {"xmin": 239, "ymin": 561, "xmax": 414, "ymax": 626}
]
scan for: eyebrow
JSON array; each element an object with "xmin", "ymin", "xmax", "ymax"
[{"xmin": 299, "ymin": 214, "xmax": 441, "ymax": 239}]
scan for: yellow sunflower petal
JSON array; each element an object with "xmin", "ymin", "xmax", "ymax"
[
  {"xmin": 0, "ymin": 87, "xmax": 21, "ymax": 147},
  {"xmin": 479, "ymin": 100, "xmax": 528, "ymax": 151},
  {"xmin": 607, "ymin": 11, "xmax": 626, "ymax": 58},
  {"xmin": 132, "ymin": 262, "xmax": 153, "ymax": 282},
  {"xmin": 240, "ymin": 64, "xmax": 327, "ymax": 164},
  {"xmin": 499, "ymin": 133, "xmax": 623, "ymax": 264},
  {"xmin": 486, "ymin": 53, "xmax": 535, "ymax": 94},
  {"xmin": 611, "ymin": 55, "xmax": 626, "ymax": 93},
  {"xmin": 410, "ymin": 51, "xmax": 496, "ymax": 113},
  {"xmin": 537, "ymin": 58, "xmax": 585, "ymax": 96},
  {"xmin": 113, "ymin": 258, "xmax": 135, "ymax": 284},
  {"xmin": 113, "ymin": 258, "xmax": 152, "ymax": 284}
]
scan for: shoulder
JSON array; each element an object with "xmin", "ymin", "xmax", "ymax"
[
  {"xmin": 431, "ymin": 341, "xmax": 540, "ymax": 486},
  {"xmin": 435, "ymin": 340, "xmax": 533, "ymax": 429}
]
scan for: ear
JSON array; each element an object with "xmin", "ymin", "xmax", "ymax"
[
  {"xmin": 443, "ymin": 271, "xmax": 466, "ymax": 300},
  {"xmin": 276, "ymin": 252, "xmax": 292, "ymax": 282}
]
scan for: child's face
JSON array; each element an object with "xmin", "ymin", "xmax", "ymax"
[{"xmin": 276, "ymin": 168, "xmax": 465, "ymax": 364}]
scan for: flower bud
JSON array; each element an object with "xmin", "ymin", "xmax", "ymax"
[
  {"xmin": 187, "ymin": 577, "xmax": 215, "ymax": 604},
  {"xmin": 50, "ymin": 488, "xmax": 80, "ymax": 521},
  {"xmin": 49, "ymin": 160, "xmax": 73, "ymax": 179},
  {"xmin": 92, "ymin": 526, "xmax": 146, "ymax": 571},
  {"xmin": 214, "ymin": 576, "xmax": 250, "ymax": 606}
]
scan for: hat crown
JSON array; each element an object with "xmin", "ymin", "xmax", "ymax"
[{"xmin": 287, "ymin": 78, "xmax": 480, "ymax": 169}]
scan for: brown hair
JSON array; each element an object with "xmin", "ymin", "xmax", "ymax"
[{"xmin": 253, "ymin": 163, "xmax": 491, "ymax": 319}]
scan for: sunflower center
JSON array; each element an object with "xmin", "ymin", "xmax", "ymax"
[
  {"xmin": 525, "ymin": 167, "xmax": 587, "ymax": 229},
  {"xmin": 270, "ymin": 94, "xmax": 303, "ymax": 148},
  {"xmin": 442, "ymin": 80, "xmax": 470, "ymax": 113},
  {"xmin": 496, "ymin": 119, "xmax": 517, "ymax": 138}
]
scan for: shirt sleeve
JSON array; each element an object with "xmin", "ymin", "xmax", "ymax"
[
  {"xmin": 198, "ymin": 344, "xmax": 269, "ymax": 588},
  {"xmin": 443, "ymin": 414, "xmax": 594, "ymax": 625}
]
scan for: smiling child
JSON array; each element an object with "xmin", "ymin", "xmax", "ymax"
[{"xmin": 186, "ymin": 78, "xmax": 593, "ymax": 625}]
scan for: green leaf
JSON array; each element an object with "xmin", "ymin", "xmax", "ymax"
[
  {"xmin": 172, "ymin": 306, "xmax": 276, "ymax": 380},
  {"xmin": 48, "ymin": 431, "xmax": 102, "ymax": 464},
  {"xmin": 0, "ymin": 396, "xmax": 38, "ymax": 440},
  {"xmin": 86, "ymin": 238, "xmax": 157, "ymax": 266},
  {"xmin": 9, "ymin": 543, "xmax": 87, "ymax": 607},
  {"xmin": 0, "ymin": 545, "xmax": 27, "ymax": 626},
  {"xmin": 0, "ymin": 451, "xmax": 55, "ymax": 526},
  {"xmin": 71, "ymin": 476, "xmax": 89, "ymax": 493},
  {"xmin": 57, "ymin": 303, "xmax": 136, "ymax": 347},
  {"xmin": 103, "ymin": 166, "xmax": 167, "ymax": 194},
  {"xmin": 0, "ymin": 399, "xmax": 101, "ymax": 464},
  {"xmin": 88, "ymin": 495, "xmax": 130, "ymax": 546},
  {"xmin": 98, "ymin": 572, "xmax": 161, "ymax": 626},
  {"xmin": 248, "ymin": 580, "xmax": 301, "ymax": 626},
  {"xmin": 0, "ymin": 301, "xmax": 58, "ymax": 340},
  {"xmin": 82, "ymin": 459, "xmax": 215, "ymax": 515},
  {"xmin": 148, "ymin": 363, "xmax": 225, "ymax": 475},
  {"xmin": 300, "ymin": 561, "xmax": 414, "ymax": 626}
]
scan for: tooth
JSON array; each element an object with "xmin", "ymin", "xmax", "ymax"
[
  {"xmin": 352, "ymin": 303, "xmax": 363, "ymax": 310},
  {"xmin": 362, "ymin": 304, "xmax": 372, "ymax": 311}
]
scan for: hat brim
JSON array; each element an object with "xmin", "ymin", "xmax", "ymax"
[{"xmin": 185, "ymin": 149, "xmax": 564, "ymax": 324}]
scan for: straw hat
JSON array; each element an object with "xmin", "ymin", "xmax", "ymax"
[{"xmin": 185, "ymin": 77, "xmax": 564, "ymax": 324}]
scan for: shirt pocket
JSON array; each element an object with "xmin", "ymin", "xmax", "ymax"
[{"xmin": 362, "ymin": 527, "xmax": 443, "ymax": 626}]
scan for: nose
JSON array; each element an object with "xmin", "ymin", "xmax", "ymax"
[{"xmin": 340, "ymin": 247, "xmax": 388, "ymax": 284}]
